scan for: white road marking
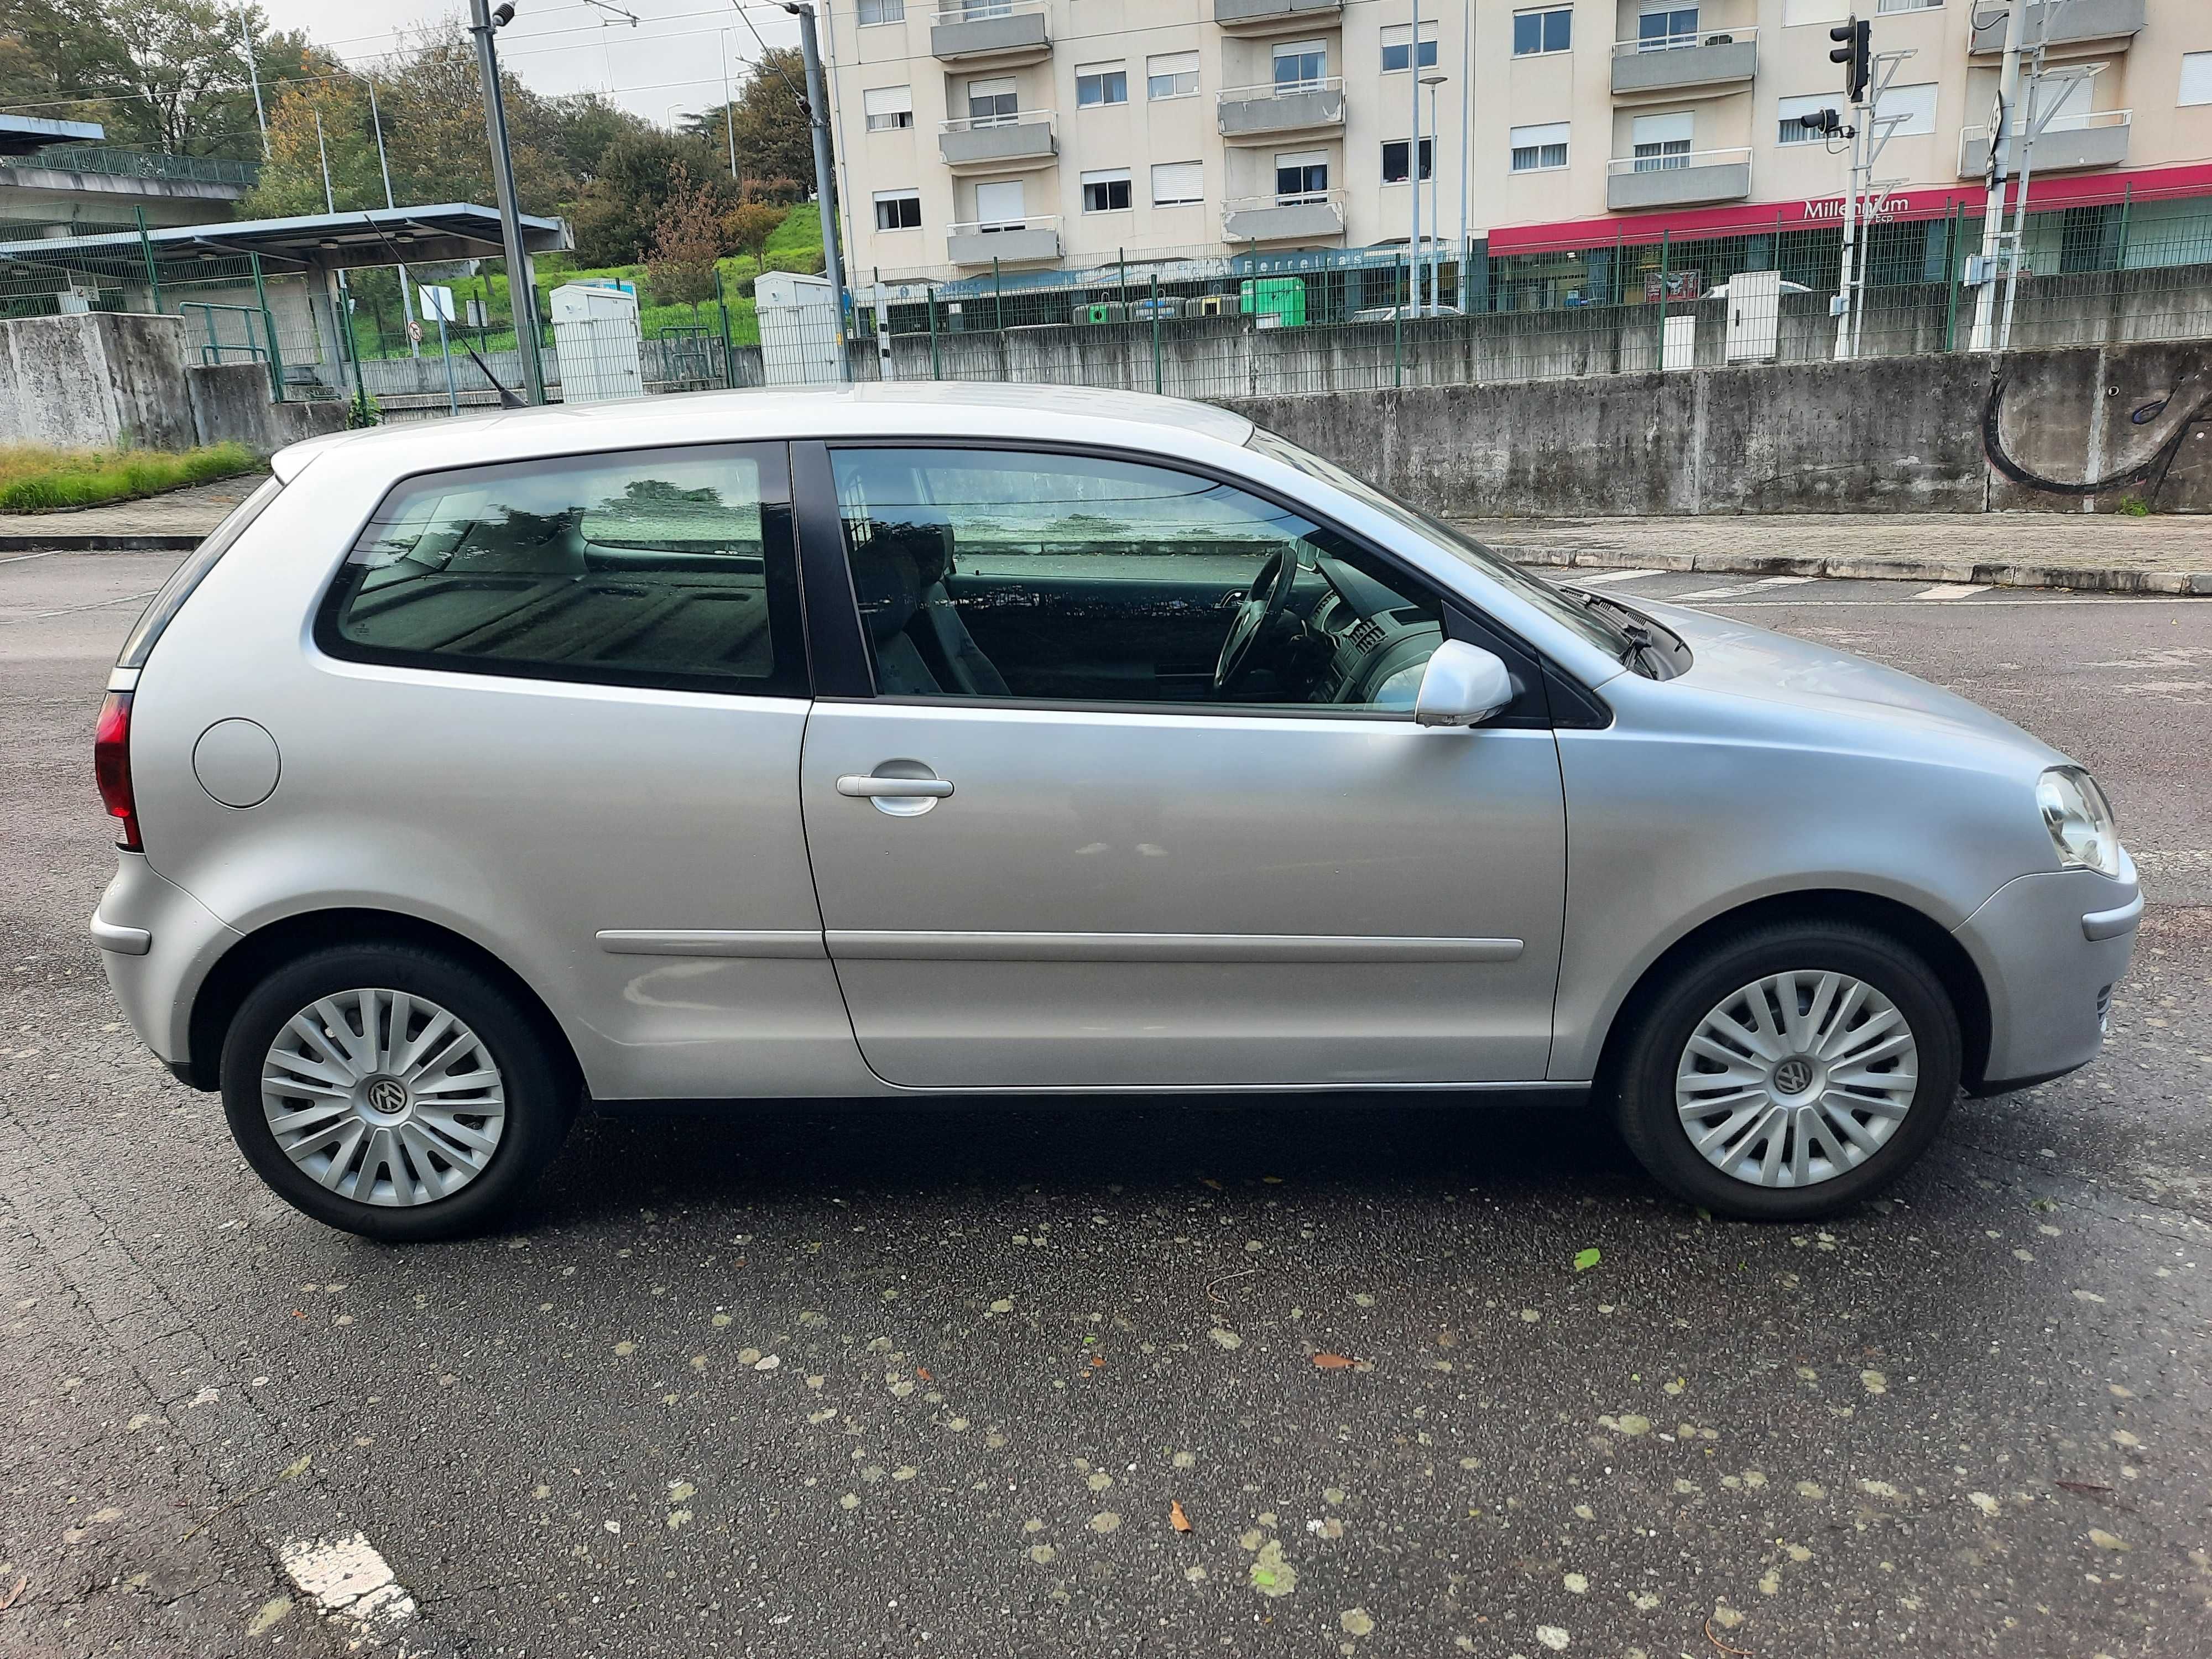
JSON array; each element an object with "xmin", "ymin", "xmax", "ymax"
[
  {"xmin": 1709, "ymin": 596, "xmax": 2203, "ymax": 607},
  {"xmin": 1913, "ymin": 583, "xmax": 1992, "ymax": 601},
  {"xmin": 1673, "ymin": 575, "xmax": 1820, "ymax": 602},
  {"xmin": 0, "ymin": 549, "xmax": 65, "ymax": 565},
  {"xmin": 279, "ymin": 1533, "xmax": 416, "ymax": 1635},
  {"xmin": 0, "ymin": 589, "xmax": 159, "ymax": 625},
  {"xmin": 1567, "ymin": 567, "xmax": 1665, "ymax": 586}
]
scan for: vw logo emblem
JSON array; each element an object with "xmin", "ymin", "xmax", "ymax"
[
  {"xmin": 1772, "ymin": 1057, "xmax": 1815, "ymax": 1096},
  {"xmin": 365, "ymin": 1077, "xmax": 409, "ymax": 1115}
]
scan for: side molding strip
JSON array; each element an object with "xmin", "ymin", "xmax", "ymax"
[
  {"xmin": 823, "ymin": 931, "xmax": 1525, "ymax": 963},
  {"xmin": 596, "ymin": 930, "xmax": 826, "ymax": 959}
]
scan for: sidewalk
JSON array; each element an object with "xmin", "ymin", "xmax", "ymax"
[
  {"xmin": 0, "ymin": 473, "xmax": 269, "ymax": 551},
  {"xmin": 1453, "ymin": 513, "xmax": 2212, "ymax": 595}
]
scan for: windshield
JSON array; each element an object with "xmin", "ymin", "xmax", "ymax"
[{"xmin": 1244, "ymin": 426, "xmax": 1640, "ymax": 661}]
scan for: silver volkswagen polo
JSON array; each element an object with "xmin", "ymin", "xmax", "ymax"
[{"xmin": 90, "ymin": 385, "xmax": 2141, "ymax": 1239}]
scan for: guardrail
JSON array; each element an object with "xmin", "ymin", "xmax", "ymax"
[{"xmin": 0, "ymin": 146, "xmax": 259, "ymax": 186}]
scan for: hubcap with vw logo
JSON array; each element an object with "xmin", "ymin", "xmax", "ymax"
[
  {"xmin": 260, "ymin": 988, "xmax": 508, "ymax": 1208},
  {"xmin": 1674, "ymin": 971, "xmax": 1920, "ymax": 1190}
]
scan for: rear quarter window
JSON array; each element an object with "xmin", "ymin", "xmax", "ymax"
[{"xmin": 317, "ymin": 444, "xmax": 807, "ymax": 696}]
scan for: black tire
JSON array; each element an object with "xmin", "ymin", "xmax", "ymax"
[
  {"xmin": 220, "ymin": 943, "xmax": 576, "ymax": 1242},
  {"xmin": 1611, "ymin": 921, "xmax": 1962, "ymax": 1221}
]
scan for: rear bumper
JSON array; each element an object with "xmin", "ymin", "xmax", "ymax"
[
  {"xmin": 91, "ymin": 852, "xmax": 241, "ymax": 1068},
  {"xmin": 1953, "ymin": 852, "xmax": 2140, "ymax": 1094}
]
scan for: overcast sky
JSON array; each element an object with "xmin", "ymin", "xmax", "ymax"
[{"xmin": 257, "ymin": 1, "xmax": 804, "ymax": 128}]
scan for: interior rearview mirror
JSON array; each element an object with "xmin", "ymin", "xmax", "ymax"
[{"xmin": 1414, "ymin": 640, "xmax": 1515, "ymax": 728}]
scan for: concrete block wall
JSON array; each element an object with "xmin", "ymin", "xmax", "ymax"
[{"xmin": 0, "ymin": 312, "xmax": 199, "ymax": 451}]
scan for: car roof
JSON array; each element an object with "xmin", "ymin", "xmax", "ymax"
[{"xmin": 272, "ymin": 383, "xmax": 1259, "ymax": 482}]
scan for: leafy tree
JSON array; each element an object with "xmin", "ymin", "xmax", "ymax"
[
  {"xmin": 645, "ymin": 164, "xmax": 729, "ymax": 320},
  {"xmin": 571, "ymin": 129, "xmax": 736, "ymax": 267},
  {"xmin": 684, "ymin": 48, "xmax": 815, "ymax": 198},
  {"xmin": 723, "ymin": 200, "xmax": 784, "ymax": 272}
]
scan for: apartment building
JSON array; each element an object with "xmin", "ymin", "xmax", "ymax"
[{"xmin": 821, "ymin": 0, "xmax": 2212, "ymax": 293}]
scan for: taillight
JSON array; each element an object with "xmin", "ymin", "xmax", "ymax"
[{"xmin": 94, "ymin": 691, "xmax": 140, "ymax": 851}]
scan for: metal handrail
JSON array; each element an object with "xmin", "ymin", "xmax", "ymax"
[
  {"xmin": 1218, "ymin": 75, "xmax": 1345, "ymax": 102},
  {"xmin": 933, "ymin": 0, "xmax": 1044, "ymax": 20},
  {"xmin": 1605, "ymin": 146, "xmax": 1752, "ymax": 175},
  {"xmin": 940, "ymin": 108, "xmax": 1055, "ymax": 132},
  {"xmin": 1613, "ymin": 25, "xmax": 1759, "ymax": 54},
  {"xmin": 946, "ymin": 213, "xmax": 1062, "ymax": 235},
  {"xmin": 1224, "ymin": 190, "xmax": 1345, "ymax": 211},
  {"xmin": 0, "ymin": 145, "xmax": 260, "ymax": 185},
  {"xmin": 1960, "ymin": 106, "xmax": 2132, "ymax": 142}
]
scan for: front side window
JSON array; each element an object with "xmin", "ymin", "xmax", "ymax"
[
  {"xmin": 829, "ymin": 447, "xmax": 1442, "ymax": 711},
  {"xmin": 1381, "ymin": 137, "xmax": 1434, "ymax": 184},
  {"xmin": 1512, "ymin": 6, "xmax": 1572, "ymax": 56},
  {"xmin": 322, "ymin": 446, "xmax": 804, "ymax": 696},
  {"xmin": 1076, "ymin": 62, "xmax": 1128, "ymax": 107}
]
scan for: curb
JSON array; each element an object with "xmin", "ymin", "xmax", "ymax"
[
  {"xmin": 0, "ymin": 531, "xmax": 205, "ymax": 552},
  {"xmin": 1499, "ymin": 544, "xmax": 2212, "ymax": 596}
]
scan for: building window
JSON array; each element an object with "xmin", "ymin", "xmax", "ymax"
[
  {"xmin": 1878, "ymin": 81, "xmax": 1939, "ymax": 137},
  {"xmin": 1273, "ymin": 41, "xmax": 1328, "ymax": 92},
  {"xmin": 1777, "ymin": 92, "xmax": 1840, "ymax": 145},
  {"xmin": 966, "ymin": 76, "xmax": 1018, "ymax": 127},
  {"xmin": 1275, "ymin": 150, "xmax": 1328, "ymax": 201},
  {"xmin": 1636, "ymin": 3, "xmax": 1699, "ymax": 51},
  {"xmin": 1147, "ymin": 51, "xmax": 1199, "ymax": 101},
  {"xmin": 1076, "ymin": 62, "xmax": 1128, "ymax": 108},
  {"xmin": 862, "ymin": 86, "xmax": 913, "ymax": 132},
  {"xmin": 1509, "ymin": 121, "xmax": 1569, "ymax": 172},
  {"xmin": 1875, "ymin": 0, "xmax": 1944, "ymax": 13},
  {"xmin": 1380, "ymin": 138, "xmax": 1434, "ymax": 184},
  {"xmin": 1151, "ymin": 160, "xmax": 1203, "ymax": 206},
  {"xmin": 873, "ymin": 189, "xmax": 922, "ymax": 231},
  {"xmin": 1081, "ymin": 168, "xmax": 1133, "ymax": 212},
  {"xmin": 857, "ymin": 0, "xmax": 904, "ymax": 25},
  {"xmin": 973, "ymin": 178, "xmax": 1026, "ymax": 229},
  {"xmin": 2184, "ymin": 51, "xmax": 2212, "ymax": 107},
  {"xmin": 1630, "ymin": 112, "xmax": 1693, "ymax": 171},
  {"xmin": 1380, "ymin": 23, "xmax": 1439, "ymax": 74},
  {"xmin": 1512, "ymin": 7, "xmax": 1572, "ymax": 57}
]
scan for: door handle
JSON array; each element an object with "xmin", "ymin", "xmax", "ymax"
[{"xmin": 837, "ymin": 775, "xmax": 954, "ymax": 799}]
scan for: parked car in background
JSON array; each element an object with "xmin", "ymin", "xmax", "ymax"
[{"xmin": 91, "ymin": 385, "xmax": 2140, "ymax": 1239}]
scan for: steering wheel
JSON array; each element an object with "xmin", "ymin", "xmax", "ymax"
[{"xmin": 1213, "ymin": 546, "xmax": 1301, "ymax": 693}]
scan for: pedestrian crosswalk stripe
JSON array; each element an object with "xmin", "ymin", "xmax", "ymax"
[
  {"xmin": 1913, "ymin": 583, "xmax": 1991, "ymax": 601},
  {"xmin": 1569, "ymin": 568, "xmax": 1663, "ymax": 585}
]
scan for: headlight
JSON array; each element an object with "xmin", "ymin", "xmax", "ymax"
[{"xmin": 2037, "ymin": 766, "xmax": 2121, "ymax": 877}]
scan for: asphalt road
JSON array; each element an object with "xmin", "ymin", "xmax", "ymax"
[{"xmin": 4, "ymin": 551, "xmax": 2210, "ymax": 1659}]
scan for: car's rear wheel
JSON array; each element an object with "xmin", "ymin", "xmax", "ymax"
[
  {"xmin": 220, "ymin": 944, "xmax": 575, "ymax": 1241},
  {"xmin": 1612, "ymin": 921, "xmax": 1961, "ymax": 1220}
]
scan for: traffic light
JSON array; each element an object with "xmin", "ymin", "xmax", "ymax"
[{"xmin": 1830, "ymin": 18, "xmax": 1871, "ymax": 102}]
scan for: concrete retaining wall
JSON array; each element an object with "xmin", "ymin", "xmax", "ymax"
[
  {"xmin": 185, "ymin": 363, "xmax": 345, "ymax": 451},
  {"xmin": 1220, "ymin": 339, "xmax": 2212, "ymax": 515},
  {"xmin": 0, "ymin": 312, "xmax": 199, "ymax": 450}
]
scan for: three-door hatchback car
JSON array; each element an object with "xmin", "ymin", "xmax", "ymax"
[{"xmin": 91, "ymin": 385, "xmax": 2141, "ymax": 1239}]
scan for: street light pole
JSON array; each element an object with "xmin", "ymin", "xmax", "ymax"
[
  {"xmin": 1408, "ymin": 0, "xmax": 1422, "ymax": 316},
  {"xmin": 468, "ymin": 0, "xmax": 547, "ymax": 404},
  {"xmin": 784, "ymin": 1, "xmax": 852, "ymax": 381},
  {"xmin": 238, "ymin": 9, "xmax": 269, "ymax": 160},
  {"xmin": 721, "ymin": 30, "xmax": 739, "ymax": 182},
  {"xmin": 362, "ymin": 79, "xmax": 421, "ymax": 358},
  {"xmin": 1422, "ymin": 73, "xmax": 1447, "ymax": 312}
]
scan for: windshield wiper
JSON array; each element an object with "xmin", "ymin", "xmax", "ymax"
[{"xmin": 1568, "ymin": 587, "xmax": 1673, "ymax": 676}]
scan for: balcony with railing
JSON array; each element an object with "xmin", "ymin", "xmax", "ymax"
[
  {"xmin": 940, "ymin": 109, "xmax": 1057, "ymax": 171},
  {"xmin": 931, "ymin": 0, "xmax": 1051, "ymax": 65},
  {"xmin": 0, "ymin": 145, "xmax": 259, "ymax": 190},
  {"xmin": 1605, "ymin": 147, "xmax": 1751, "ymax": 211},
  {"xmin": 1217, "ymin": 77, "xmax": 1345, "ymax": 141},
  {"xmin": 1222, "ymin": 189, "xmax": 1345, "ymax": 243},
  {"xmin": 1213, "ymin": 0, "xmax": 1345, "ymax": 33},
  {"xmin": 1969, "ymin": 0, "xmax": 2143, "ymax": 53},
  {"xmin": 1959, "ymin": 109, "xmax": 2131, "ymax": 178},
  {"xmin": 946, "ymin": 213, "xmax": 1061, "ymax": 265},
  {"xmin": 1610, "ymin": 27, "xmax": 1757, "ymax": 98}
]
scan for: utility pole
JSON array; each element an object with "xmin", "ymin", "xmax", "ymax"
[
  {"xmin": 363, "ymin": 80, "xmax": 421, "ymax": 358},
  {"xmin": 784, "ymin": 1, "xmax": 852, "ymax": 381},
  {"xmin": 721, "ymin": 30, "xmax": 739, "ymax": 182},
  {"xmin": 1968, "ymin": 0, "xmax": 2030, "ymax": 352},
  {"xmin": 468, "ymin": 0, "xmax": 547, "ymax": 404},
  {"xmin": 1828, "ymin": 15, "xmax": 1869, "ymax": 361},
  {"xmin": 238, "ymin": 9, "xmax": 269, "ymax": 160},
  {"xmin": 1457, "ymin": 0, "xmax": 1470, "ymax": 315},
  {"xmin": 1423, "ymin": 74, "xmax": 1446, "ymax": 312}
]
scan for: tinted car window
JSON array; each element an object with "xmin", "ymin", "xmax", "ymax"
[
  {"xmin": 321, "ymin": 444, "xmax": 805, "ymax": 695},
  {"xmin": 830, "ymin": 446, "xmax": 1439, "ymax": 710}
]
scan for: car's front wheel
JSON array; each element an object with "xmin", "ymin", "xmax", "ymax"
[
  {"xmin": 1612, "ymin": 921, "xmax": 1962, "ymax": 1220},
  {"xmin": 220, "ymin": 943, "xmax": 576, "ymax": 1241}
]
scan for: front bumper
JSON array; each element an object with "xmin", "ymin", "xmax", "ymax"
[
  {"xmin": 1953, "ymin": 849, "xmax": 2141, "ymax": 1094},
  {"xmin": 91, "ymin": 852, "xmax": 242, "ymax": 1068}
]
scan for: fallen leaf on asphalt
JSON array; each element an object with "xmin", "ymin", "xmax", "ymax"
[
  {"xmin": 2055, "ymin": 1480, "xmax": 2112, "ymax": 1498},
  {"xmin": 915, "ymin": 1367, "xmax": 931, "ymax": 1382},
  {"xmin": 1201, "ymin": 1178, "xmax": 1223, "ymax": 1191},
  {"xmin": 1170, "ymin": 1500, "xmax": 1193, "ymax": 1532},
  {"xmin": 1312, "ymin": 1353, "xmax": 1359, "ymax": 1369},
  {"xmin": 1089, "ymin": 1354, "xmax": 1104, "ymax": 1368},
  {"xmin": 1574, "ymin": 1248, "xmax": 1601, "ymax": 1272},
  {"xmin": 0, "ymin": 1578, "xmax": 27, "ymax": 1613}
]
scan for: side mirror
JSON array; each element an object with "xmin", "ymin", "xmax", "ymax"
[{"xmin": 1414, "ymin": 640, "xmax": 1515, "ymax": 728}]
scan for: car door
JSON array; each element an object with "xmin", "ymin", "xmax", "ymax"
[{"xmin": 792, "ymin": 439, "xmax": 1567, "ymax": 1091}]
